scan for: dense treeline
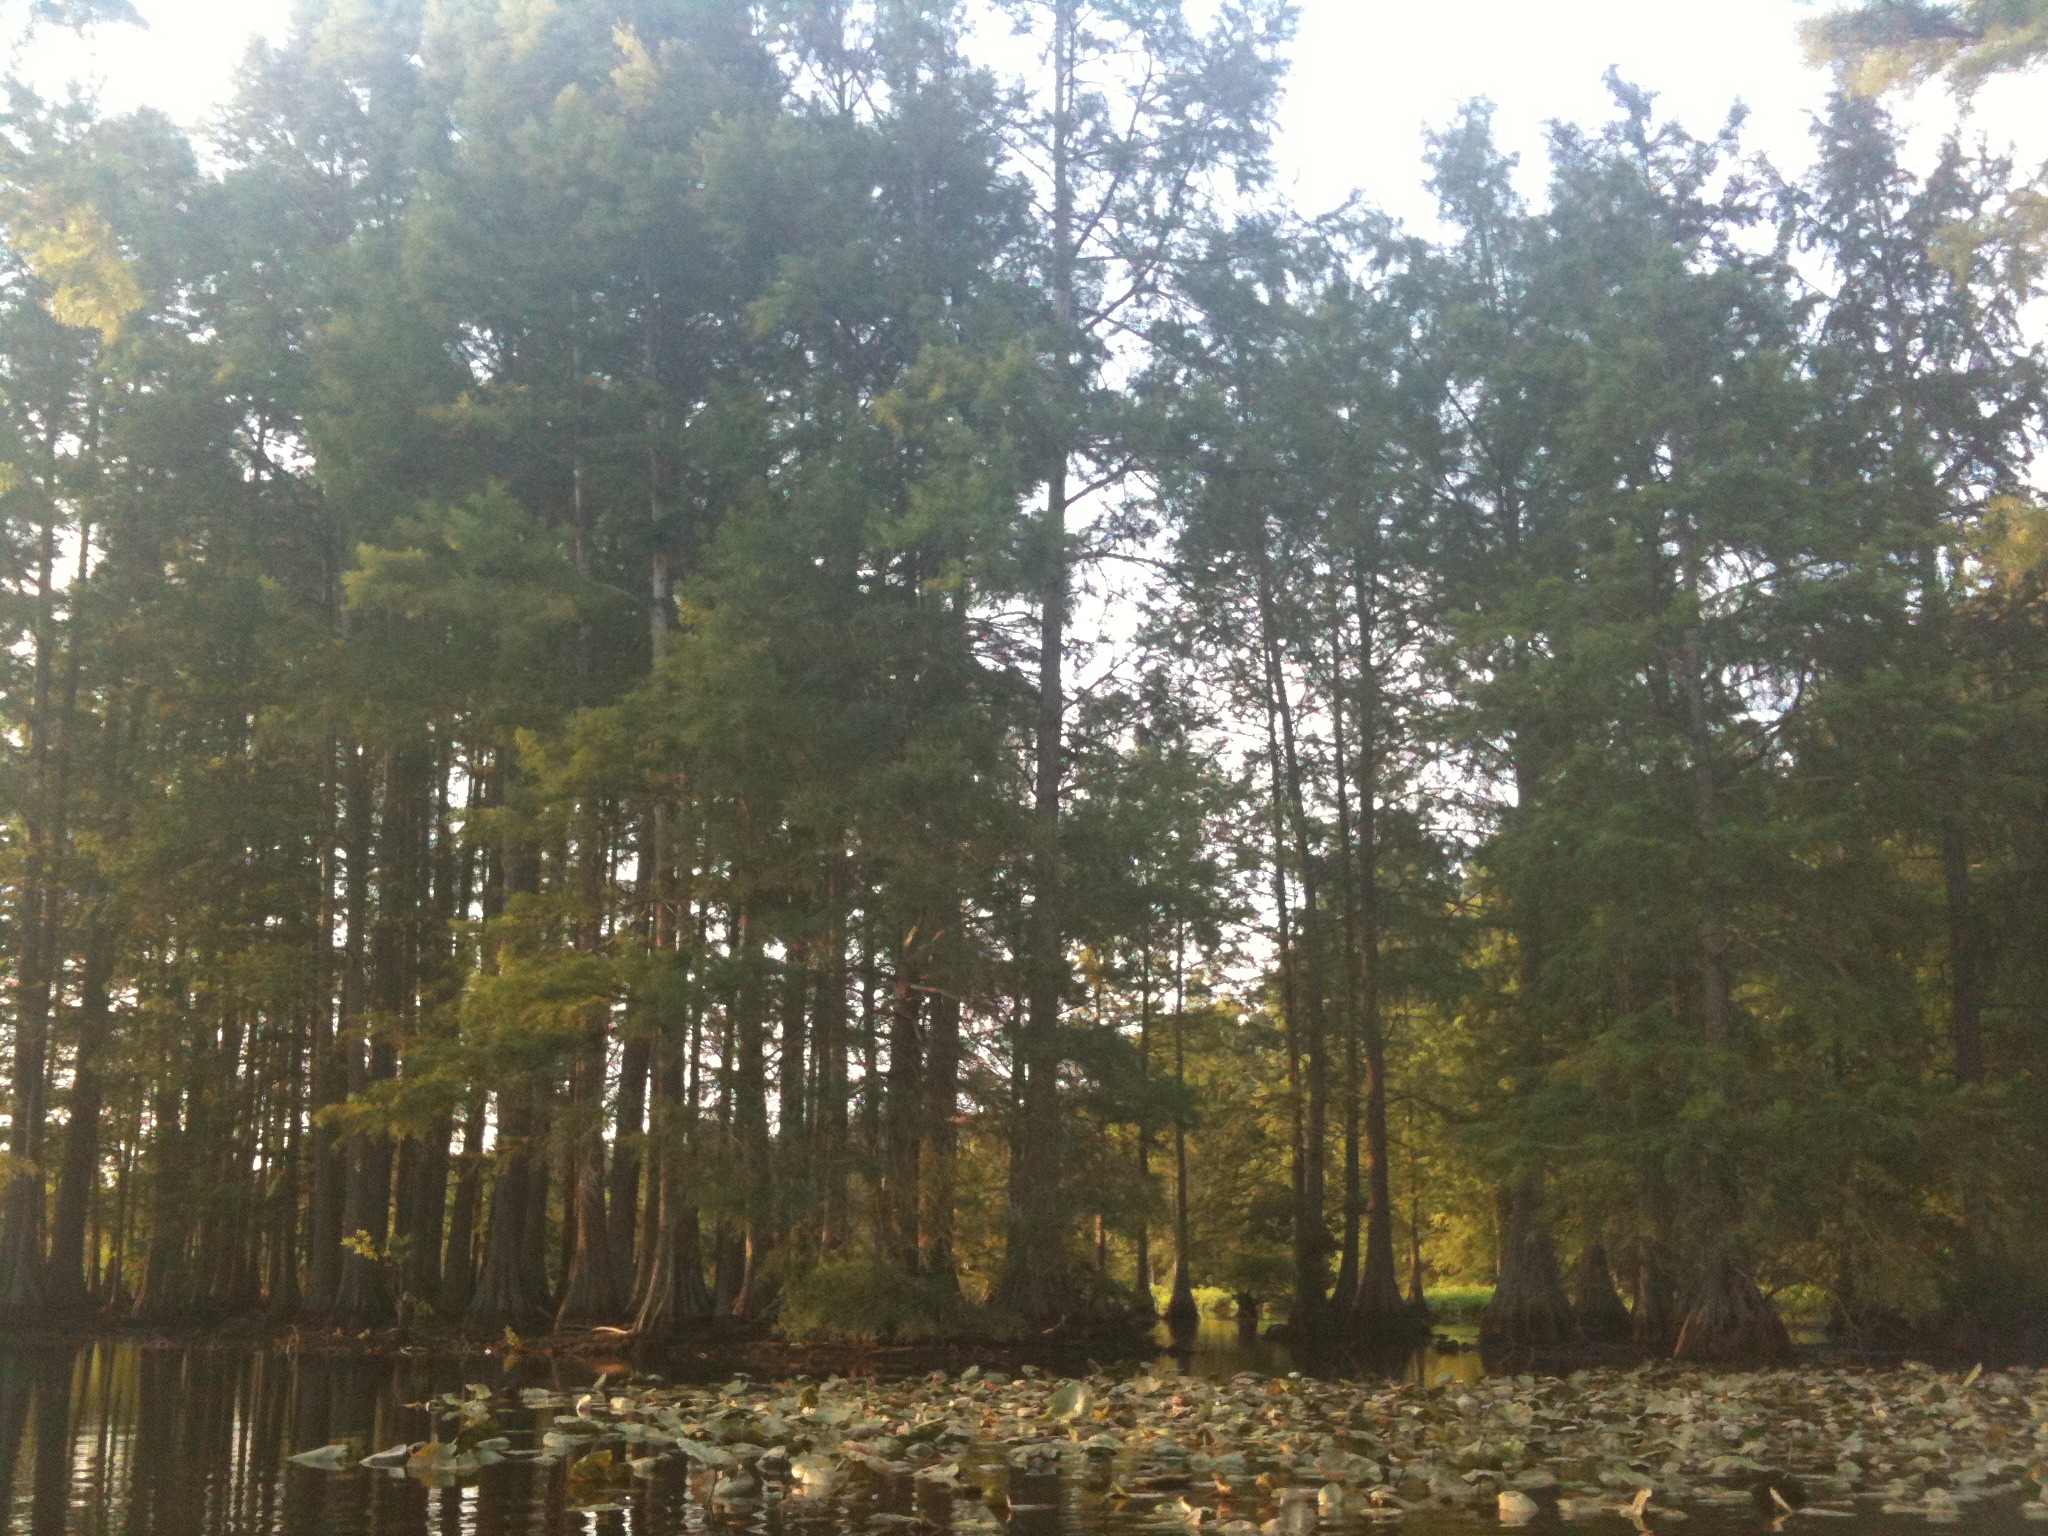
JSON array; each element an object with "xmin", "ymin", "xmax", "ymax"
[{"xmin": 0, "ymin": 0, "xmax": 2044, "ymax": 1366}]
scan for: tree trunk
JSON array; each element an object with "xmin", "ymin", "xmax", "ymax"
[
  {"xmin": 1479, "ymin": 1173, "xmax": 1572, "ymax": 1353},
  {"xmin": 996, "ymin": 0, "xmax": 1079, "ymax": 1325},
  {"xmin": 776, "ymin": 957, "xmax": 809, "ymax": 1244},
  {"xmin": 1132, "ymin": 969, "xmax": 1156, "ymax": 1316},
  {"xmin": 132, "ymin": 1087, "xmax": 186, "ymax": 1320},
  {"xmin": 1329, "ymin": 636, "xmax": 1363, "ymax": 1322},
  {"xmin": 438, "ymin": 1096, "xmax": 485, "ymax": 1317},
  {"xmin": 556, "ymin": 803, "xmax": 626, "ymax": 1328},
  {"xmin": 1674, "ymin": 1244, "xmax": 1791, "ymax": 1363},
  {"xmin": 1407, "ymin": 1202, "xmax": 1430, "ymax": 1318},
  {"xmin": 0, "ymin": 508, "xmax": 65, "ymax": 1314},
  {"xmin": 1668, "ymin": 563, "xmax": 1786, "ymax": 1365},
  {"xmin": 633, "ymin": 1013, "xmax": 713, "ymax": 1339},
  {"xmin": 1938, "ymin": 817, "xmax": 1987, "ymax": 1086},
  {"xmin": 1342, "ymin": 562, "xmax": 1410, "ymax": 1341},
  {"xmin": 307, "ymin": 741, "xmax": 370, "ymax": 1317},
  {"xmin": 1165, "ymin": 925, "xmax": 1198, "ymax": 1338},
  {"xmin": 45, "ymin": 918, "xmax": 114, "ymax": 1312},
  {"xmin": 396, "ymin": 1110, "xmax": 451, "ymax": 1315},
  {"xmin": 468, "ymin": 1092, "xmax": 547, "ymax": 1331},
  {"xmin": 555, "ymin": 1031, "xmax": 626, "ymax": 1326},
  {"xmin": 607, "ymin": 1035, "xmax": 651, "ymax": 1286},
  {"xmin": 712, "ymin": 1224, "xmax": 745, "ymax": 1317},
  {"xmin": 1631, "ymin": 1174, "xmax": 1683, "ymax": 1353},
  {"xmin": 919, "ymin": 986, "xmax": 960, "ymax": 1292},
  {"xmin": 885, "ymin": 967, "xmax": 924, "ymax": 1277},
  {"xmin": 332, "ymin": 744, "xmax": 423, "ymax": 1326},
  {"xmin": 730, "ymin": 908, "xmax": 774, "ymax": 1316},
  {"xmin": 1570, "ymin": 1241, "xmax": 1633, "ymax": 1345},
  {"xmin": 815, "ymin": 893, "xmax": 851, "ymax": 1252},
  {"xmin": 1254, "ymin": 528, "xmax": 1329, "ymax": 1340},
  {"xmin": 633, "ymin": 1172, "xmax": 713, "ymax": 1338}
]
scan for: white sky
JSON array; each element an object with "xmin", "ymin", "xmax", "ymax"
[{"xmin": 14, "ymin": 0, "xmax": 2047, "ymax": 232}]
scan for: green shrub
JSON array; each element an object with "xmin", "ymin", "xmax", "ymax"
[
  {"xmin": 1424, "ymin": 1284, "xmax": 1494, "ymax": 1324},
  {"xmin": 776, "ymin": 1256, "xmax": 1010, "ymax": 1343}
]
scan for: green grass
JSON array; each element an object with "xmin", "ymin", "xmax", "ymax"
[
  {"xmin": 1423, "ymin": 1283, "xmax": 1494, "ymax": 1323},
  {"xmin": 1148, "ymin": 1283, "xmax": 1243, "ymax": 1317},
  {"xmin": 1137, "ymin": 1282, "xmax": 1494, "ymax": 1324}
]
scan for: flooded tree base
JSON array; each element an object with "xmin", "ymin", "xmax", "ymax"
[{"xmin": 1674, "ymin": 1257, "xmax": 1794, "ymax": 1365}]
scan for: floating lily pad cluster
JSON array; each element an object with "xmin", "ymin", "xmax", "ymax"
[{"xmin": 287, "ymin": 1360, "xmax": 2048, "ymax": 1528}]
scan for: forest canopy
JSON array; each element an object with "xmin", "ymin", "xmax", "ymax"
[{"xmin": 0, "ymin": 0, "xmax": 2044, "ymax": 1366}]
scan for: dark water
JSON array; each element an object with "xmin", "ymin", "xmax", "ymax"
[{"xmin": 0, "ymin": 1331, "xmax": 2023, "ymax": 1536}]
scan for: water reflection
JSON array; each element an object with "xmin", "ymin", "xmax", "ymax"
[
  {"xmin": 1158, "ymin": 1319, "xmax": 1486, "ymax": 1389},
  {"xmin": 0, "ymin": 1331, "xmax": 1483, "ymax": 1535}
]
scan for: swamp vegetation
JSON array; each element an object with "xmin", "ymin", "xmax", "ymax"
[
  {"xmin": 0, "ymin": 0, "xmax": 2046, "ymax": 1369},
  {"xmin": 0, "ymin": 1341, "xmax": 2044, "ymax": 1535}
]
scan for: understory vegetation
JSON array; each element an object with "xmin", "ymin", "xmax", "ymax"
[{"xmin": 0, "ymin": 0, "xmax": 2044, "ymax": 1364}]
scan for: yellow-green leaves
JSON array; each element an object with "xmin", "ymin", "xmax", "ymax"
[
  {"xmin": 612, "ymin": 24, "xmax": 659, "ymax": 110},
  {"xmin": 10, "ymin": 200, "xmax": 142, "ymax": 341},
  {"xmin": 1987, "ymin": 494, "xmax": 2048, "ymax": 581},
  {"xmin": 1803, "ymin": 0, "xmax": 2048, "ymax": 96},
  {"xmin": 500, "ymin": 0, "xmax": 563, "ymax": 61}
]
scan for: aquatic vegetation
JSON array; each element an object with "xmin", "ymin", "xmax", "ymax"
[{"xmin": 286, "ymin": 1359, "xmax": 2048, "ymax": 1526}]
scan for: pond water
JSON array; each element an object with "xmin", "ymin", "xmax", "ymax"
[{"xmin": 0, "ymin": 1328, "xmax": 2027, "ymax": 1536}]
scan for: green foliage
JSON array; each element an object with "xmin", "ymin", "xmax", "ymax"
[
  {"xmin": 775, "ymin": 1255, "xmax": 999, "ymax": 1344},
  {"xmin": 0, "ymin": 0, "xmax": 2039, "ymax": 1354},
  {"xmin": 1423, "ymin": 1285, "xmax": 1494, "ymax": 1326},
  {"xmin": 1805, "ymin": 0, "xmax": 2048, "ymax": 94}
]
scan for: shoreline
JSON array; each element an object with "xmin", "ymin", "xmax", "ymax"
[
  {"xmin": 0, "ymin": 1313, "xmax": 2035, "ymax": 1380},
  {"xmin": 0, "ymin": 1313, "xmax": 1175, "ymax": 1377}
]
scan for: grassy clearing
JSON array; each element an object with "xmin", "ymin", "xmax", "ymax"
[{"xmin": 1423, "ymin": 1284, "xmax": 1493, "ymax": 1323}]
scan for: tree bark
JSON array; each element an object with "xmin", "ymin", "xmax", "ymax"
[
  {"xmin": 1339, "ymin": 573, "xmax": 1409, "ymax": 1341},
  {"xmin": 554, "ymin": 1031, "xmax": 626, "ymax": 1326},
  {"xmin": 996, "ymin": 0, "xmax": 1080, "ymax": 1324},
  {"xmin": 885, "ymin": 965, "xmax": 924, "ymax": 1276},
  {"xmin": 468, "ymin": 1092, "xmax": 546, "ymax": 1330},
  {"xmin": 607, "ymin": 1033, "xmax": 651, "ymax": 1285},
  {"xmin": 133, "ymin": 1086, "xmax": 186, "ymax": 1320},
  {"xmin": 556, "ymin": 804, "xmax": 627, "ymax": 1327},
  {"xmin": 1667, "ymin": 544, "xmax": 1786, "ymax": 1365},
  {"xmin": 1570, "ymin": 1241, "xmax": 1633, "ymax": 1344},
  {"xmin": 438, "ymin": 1096, "xmax": 485, "ymax": 1317},
  {"xmin": 1165, "ymin": 922, "xmax": 1198, "ymax": 1339},
  {"xmin": 395, "ymin": 1110, "xmax": 450, "ymax": 1315},
  {"xmin": 1631, "ymin": 1240, "xmax": 1681, "ymax": 1354},
  {"xmin": 45, "ymin": 918, "xmax": 115, "ymax": 1312},
  {"xmin": 0, "ymin": 510, "xmax": 63, "ymax": 1314},
  {"xmin": 332, "ymin": 744, "xmax": 422, "ymax": 1326},
  {"xmin": 1254, "ymin": 531, "xmax": 1329, "ymax": 1339},
  {"xmin": 920, "ymin": 986, "xmax": 961, "ymax": 1292},
  {"xmin": 1479, "ymin": 1172, "xmax": 1573, "ymax": 1354},
  {"xmin": 815, "ymin": 889, "xmax": 851, "ymax": 1252},
  {"xmin": 307, "ymin": 741, "xmax": 370, "ymax": 1316},
  {"xmin": 1132, "ymin": 964, "xmax": 1156, "ymax": 1316},
  {"xmin": 730, "ymin": 907, "xmax": 774, "ymax": 1316},
  {"xmin": 1938, "ymin": 816, "xmax": 1987, "ymax": 1086},
  {"xmin": 633, "ymin": 1002, "xmax": 713, "ymax": 1338}
]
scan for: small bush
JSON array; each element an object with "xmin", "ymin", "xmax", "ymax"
[{"xmin": 777, "ymin": 1256, "xmax": 1008, "ymax": 1343}]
